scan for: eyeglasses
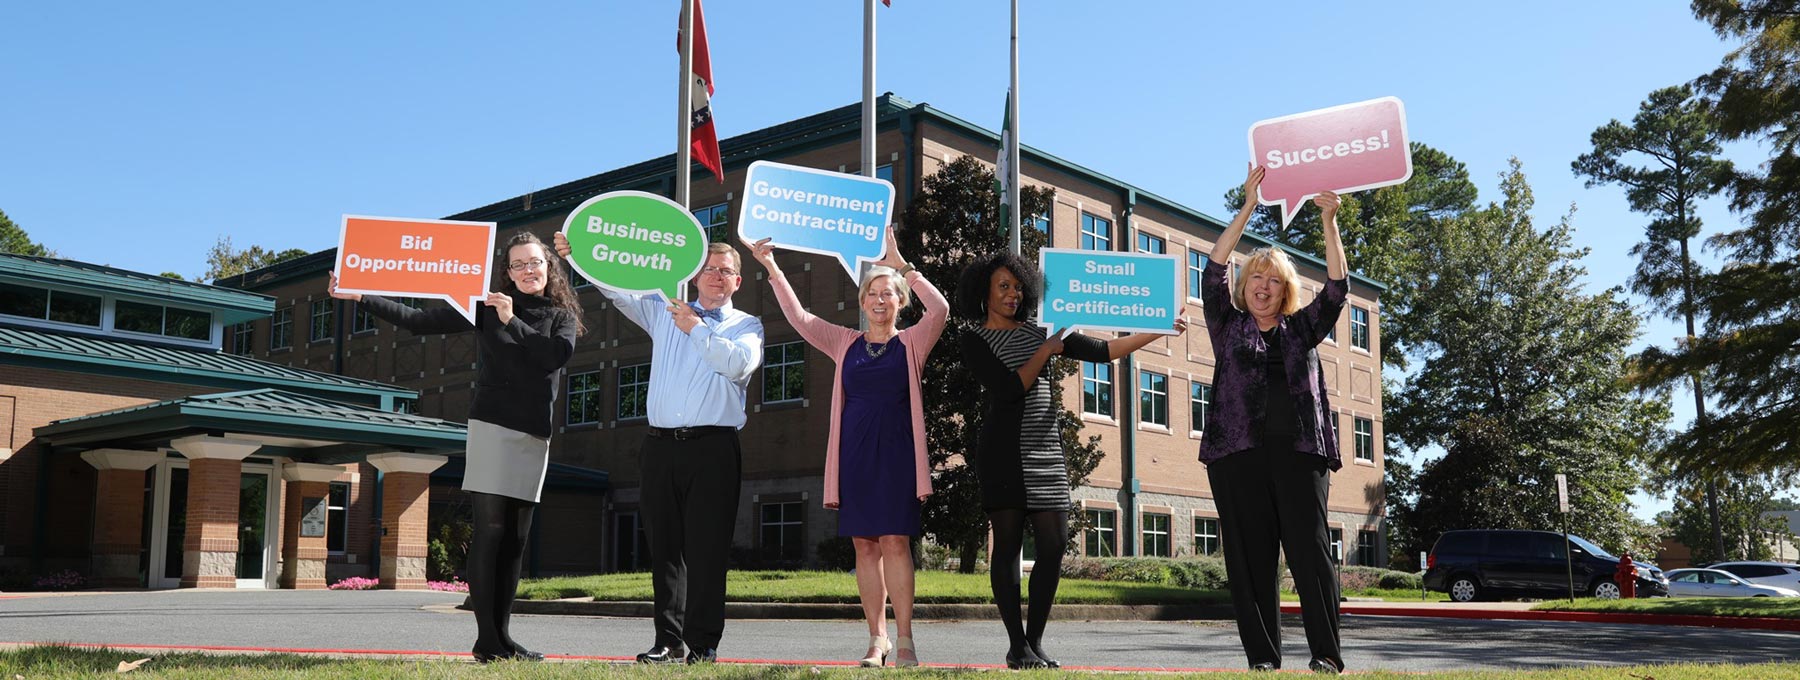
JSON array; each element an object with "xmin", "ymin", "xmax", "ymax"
[
  {"xmin": 700, "ymin": 265, "xmax": 739, "ymax": 278},
  {"xmin": 507, "ymin": 258, "xmax": 547, "ymax": 273}
]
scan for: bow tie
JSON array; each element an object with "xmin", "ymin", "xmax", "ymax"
[{"xmin": 688, "ymin": 302, "xmax": 723, "ymax": 322}]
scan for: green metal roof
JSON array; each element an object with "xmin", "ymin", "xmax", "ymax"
[
  {"xmin": 0, "ymin": 325, "xmax": 414, "ymax": 405},
  {"xmin": 36, "ymin": 389, "xmax": 465, "ymax": 461},
  {"xmin": 222, "ymin": 92, "xmax": 1384, "ymax": 293},
  {"xmin": 0, "ymin": 252, "xmax": 276, "ymax": 324}
]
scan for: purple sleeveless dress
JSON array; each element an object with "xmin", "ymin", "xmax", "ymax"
[{"xmin": 835, "ymin": 336, "xmax": 920, "ymax": 537}]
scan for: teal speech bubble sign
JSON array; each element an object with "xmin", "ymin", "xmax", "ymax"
[
  {"xmin": 1038, "ymin": 248, "xmax": 1182, "ymax": 337},
  {"xmin": 561, "ymin": 191, "xmax": 708, "ymax": 301}
]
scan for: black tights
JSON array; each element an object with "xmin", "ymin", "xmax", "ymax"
[
  {"xmin": 466, "ymin": 492, "xmax": 537, "ymax": 654},
  {"xmin": 988, "ymin": 509, "xmax": 1068, "ymax": 654}
]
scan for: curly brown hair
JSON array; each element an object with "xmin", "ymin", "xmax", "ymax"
[{"xmin": 492, "ymin": 231, "xmax": 587, "ymax": 337}]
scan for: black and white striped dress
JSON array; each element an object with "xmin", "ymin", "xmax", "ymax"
[{"xmin": 960, "ymin": 324, "xmax": 1110, "ymax": 511}]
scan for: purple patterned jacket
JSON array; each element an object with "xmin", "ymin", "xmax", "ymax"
[{"xmin": 1198, "ymin": 259, "xmax": 1348, "ymax": 470}]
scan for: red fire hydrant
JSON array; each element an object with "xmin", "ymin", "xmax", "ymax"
[{"xmin": 1615, "ymin": 553, "xmax": 1637, "ymax": 599}]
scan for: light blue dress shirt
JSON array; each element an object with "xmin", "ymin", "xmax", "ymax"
[{"xmin": 603, "ymin": 290, "xmax": 765, "ymax": 429}]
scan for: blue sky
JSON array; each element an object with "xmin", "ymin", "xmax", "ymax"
[{"xmin": 1, "ymin": 2, "xmax": 1762, "ymax": 519}]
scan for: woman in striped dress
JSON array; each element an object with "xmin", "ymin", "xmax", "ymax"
[{"xmin": 956, "ymin": 252, "xmax": 1189, "ymax": 669}]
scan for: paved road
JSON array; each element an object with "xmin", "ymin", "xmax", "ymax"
[{"xmin": 1, "ymin": 591, "xmax": 1794, "ymax": 672}]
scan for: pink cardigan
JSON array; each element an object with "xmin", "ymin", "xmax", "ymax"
[{"xmin": 767, "ymin": 268, "xmax": 948, "ymax": 509}]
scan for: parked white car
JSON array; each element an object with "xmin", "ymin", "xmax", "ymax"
[
  {"xmin": 1665, "ymin": 568, "xmax": 1800, "ymax": 598},
  {"xmin": 1706, "ymin": 561, "xmax": 1800, "ymax": 591}
]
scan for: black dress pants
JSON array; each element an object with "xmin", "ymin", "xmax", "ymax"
[
  {"xmin": 640, "ymin": 429, "xmax": 742, "ymax": 651},
  {"xmin": 1208, "ymin": 449, "xmax": 1341, "ymax": 670}
]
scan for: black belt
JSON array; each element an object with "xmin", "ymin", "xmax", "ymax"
[{"xmin": 647, "ymin": 425, "xmax": 734, "ymax": 441}]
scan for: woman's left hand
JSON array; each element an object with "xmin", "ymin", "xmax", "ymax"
[
  {"xmin": 874, "ymin": 223, "xmax": 908, "ymax": 270},
  {"xmin": 486, "ymin": 291, "xmax": 514, "ymax": 325},
  {"xmin": 1172, "ymin": 315, "xmax": 1191, "ymax": 335},
  {"xmin": 1312, "ymin": 191, "xmax": 1341, "ymax": 219}
]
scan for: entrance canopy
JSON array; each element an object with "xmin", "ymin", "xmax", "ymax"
[{"xmin": 36, "ymin": 388, "xmax": 466, "ymax": 461}]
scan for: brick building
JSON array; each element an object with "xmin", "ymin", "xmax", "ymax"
[
  {"xmin": 225, "ymin": 94, "xmax": 1388, "ymax": 572},
  {"xmin": 0, "ymin": 253, "xmax": 476, "ymax": 589}
]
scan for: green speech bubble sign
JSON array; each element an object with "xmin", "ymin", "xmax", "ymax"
[{"xmin": 561, "ymin": 191, "xmax": 708, "ymax": 301}]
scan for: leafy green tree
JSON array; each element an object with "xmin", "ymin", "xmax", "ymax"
[
  {"xmin": 1393, "ymin": 159, "xmax": 1664, "ymax": 558},
  {"xmin": 0, "ymin": 209, "xmax": 51, "ymax": 257},
  {"xmin": 203, "ymin": 235, "xmax": 309, "ymax": 282},
  {"xmin": 1573, "ymin": 83, "xmax": 1734, "ymax": 559},
  {"xmin": 1656, "ymin": 474, "xmax": 1790, "ymax": 565},
  {"xmin": 1633, "ymin": 1, "xmax": 1800, "ymax": 473},
  {"xmin": 898, "ymin": 156, "xmax": 1102, "ymax": 571}
]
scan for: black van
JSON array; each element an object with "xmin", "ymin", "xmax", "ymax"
[{"xmin": 1423, "ymin": 529, "xmax": 1669, "ymax": 602}]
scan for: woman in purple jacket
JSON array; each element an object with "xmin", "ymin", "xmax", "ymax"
[{"xmin": 1200, "ymin": 165, "xmax": 1348, "ymax": 674}]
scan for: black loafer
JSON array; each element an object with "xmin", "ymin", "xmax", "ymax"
[
  {"xmin": 507, "ymin": 648, "xmax": 545, "ymax": 662},
  {"xmin": 1309, "ymin": 657, "xmax": 1341, "ymax": 674},
  {"xmin": 636, "ymin": 645, "xmax": 687, "ymax": 664},
  {"xmin": 686, "ymin": 647, "xmax": 718, "ymax": 664},
  {"xmin": 1027, "ymin": 641, "xmax": 1059, "ymax": 669},
  {"xmin": 1251, "ymin": 661, "xmax": 1278, "ymax": 671},
  {"xmin": 1005, "ymin": 649, "xmax": 1048, "ymax": 670}
]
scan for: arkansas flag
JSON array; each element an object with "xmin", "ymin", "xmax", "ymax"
[{"xmin": 679, "ymin": 0, "xmax": 724, "ymax": 183}]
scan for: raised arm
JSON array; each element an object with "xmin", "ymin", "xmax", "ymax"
[
  {"xmin": 553, "ymin": 231, "xmax": 658, "ymax": 332},
  {"xmin": 1316, "ymin": 191, "xmax": 1347, "ymax": 281},
  {"xmin": 330, "ymin": 273, "xmax": 472, "ymax": 334},
  {"xmin": 1088, "ymin": 311, "xmax": 1193, "ymax": 360},
  {"xmin": 742, "ymin": 235, "xmax": 846, "ymax": 353},
  {"xmin": 1209, "ymin": 164, "xmax": 1266, "ymax": 266}
]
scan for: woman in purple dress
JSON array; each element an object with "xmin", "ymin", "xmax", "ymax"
[{"xmin": 742, "ymin": 228, "xmax": 948, "ymax": 667}]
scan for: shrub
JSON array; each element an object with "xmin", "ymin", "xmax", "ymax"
[
  {"xmin": 32, "ymin": 570, "xmax": 86, "ymax": 591},
  {"xmin": 427, "ymin": 516, "xmax": 473, "ymax": 582},
  {"xmin": 428, "ymin": 580, "xmax": 470, "ymax": 593},
  {"xmin": 1376, "ymin": 569, "xmax": 1423, "ymax": 590},
  {"xmin": 917, "ymin": 540, "xmax": 956, "ymax": 571},
  {"xmin": 816, "ymin": 537, "xmax": 855, "ymax": 571}
]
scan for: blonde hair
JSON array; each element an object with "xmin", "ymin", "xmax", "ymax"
[
  {"xmin": 1231, "ymin": 247, "xmax": 1304, "ymax": 316},
  {"xmin": 860, "ymin": 265, "xmax": 911, "ymax": 308},
  {"xmin": 706, "ymin": 242, "xmax": 741, "ymax": 270}
]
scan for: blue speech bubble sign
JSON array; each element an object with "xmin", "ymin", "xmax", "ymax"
[
  {"xmin": 1038, "ymin": 248, "xmax": 1183, "ymax": 337},
  {"xmin": 736, "ymin": 160, "xmax": 895, "ymax": 281}
]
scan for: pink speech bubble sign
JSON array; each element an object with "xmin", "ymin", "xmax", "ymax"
[{"xmin": 1248, "ymin": 96, "xmax": 1412, "ymax": 227}]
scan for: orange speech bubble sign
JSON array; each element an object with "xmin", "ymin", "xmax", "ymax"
[{"xmin": 334, "ymin": 215, "xmax": 497, "ymax": 323}]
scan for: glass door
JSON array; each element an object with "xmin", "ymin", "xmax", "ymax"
[{"xmin": 236, "ymin": 465, "xmax": 277, "ymax": 589}]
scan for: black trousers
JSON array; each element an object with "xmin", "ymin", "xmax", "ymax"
[
  {"xmin": 1208, "ymin": 449, "xmax": 1341, "ymax": 670},
  {"xmin": 640, "ymin": 429, "xmax": 742, "ymax": 651}
]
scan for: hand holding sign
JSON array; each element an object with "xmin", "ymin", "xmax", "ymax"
[
  {"xmin": 737, "ymin": 161, "xmax": 895, "ymax": 282},
  {"xmin": 334, "ymin": 215, "xmax": 497, "ymax": 323},
  {"xmin": 1249, "ymin": 96, "xmax": 1411, "ymax": 226}
]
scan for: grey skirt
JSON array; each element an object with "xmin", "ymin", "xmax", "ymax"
[{"xmin": 464, "ymin": 419, "xmax": 550, "ymax": 503}]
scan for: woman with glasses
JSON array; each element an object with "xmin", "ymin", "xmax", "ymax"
[
  {"xmin": 330, "ymin": 231, "xmax": 583, "ymax": 663},
  {"xmin": 741, "ymin": 227, "xmax": 945, "ymax": 668}
]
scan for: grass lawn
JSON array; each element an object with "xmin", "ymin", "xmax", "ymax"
[
  {"xmin": 518, "ymin": 570, "xmax": 1228, "ymax": 606},
  {"xmin": 1533, "ymin": 596, "xmax": 1800, "ymax": 619},
  {"xmin": 6, "ymin": 647, "xmax": 1800, "ymax": 680}
]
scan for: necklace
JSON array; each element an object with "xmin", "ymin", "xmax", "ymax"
[{"xmin": 864, "ymin": 337, "xmax": 891, "ymax": 359}]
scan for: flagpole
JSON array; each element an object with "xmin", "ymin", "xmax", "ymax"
[
  {"xmin": 677, "ymin": 0, "xmax": 695, "ymax": 210},
  {"xmin": 1007, "ymin": 0, "xmax": 1021, "ymax": 255},
  {"xmin": 862, "ymin": 0, "xmax": 877, "ymax": 178}
]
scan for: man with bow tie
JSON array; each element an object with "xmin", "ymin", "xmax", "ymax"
[{"xmin": 554, "ymin": 235, "xmax": 764, "ymax": 664}]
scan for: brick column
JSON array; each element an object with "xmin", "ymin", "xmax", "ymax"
[
  {"xmin": 171, "ymin": 436, "xmax": 261, "ymax": 589},
  {"xmin": 279, "ymin": 463, "xmax": 344, "ymax": 590},
  {"xmin": 80, "ymin": 449, "xmax": 164, "ymax": 588},
  {"xmin": 367, "ymin": 453, "xmax": 447, "ymax": 590}
]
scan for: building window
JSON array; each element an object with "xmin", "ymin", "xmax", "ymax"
[
  {"xmin": 393, "ymin": 397, "xmax": 418, "ymax": 415},
  {"xmin": 567, "ymin": 371, "xmax": 603, "ymax": 425},
  {"xmin": 1032, "ymin": 211, "xmax": 1051, "ymax": 235},
  {"xmin": 762, "ymin": 341, "xmax": 805, "ymax": 404},
  {"xmin": 1331, "ymin": 410, "xmax": 1342, "ymax": 442},
  {"xmin": 326, "ymin": 482, "xmax": 349, "ymax": 554},
  {"xmin": 309, "ymin": 299, "xmax": 333, "ymax": 342},
  {"xmin": 229, "ymin": 323, "xmax": 254, "ymax": 356},
  {"xmin": 1194, "ymin": 517, "xmax": 1220, "ymax": 556},
  {"xmin": 1139, "ymin": 371, "xmax": 1168, "ymax": 427},
  {"xmin": 1081, "ymin": 362, "xmax": 1113, "ymax": 417},
  {"xmin": 1190, "ymin": 381, "xmax": 1213, "ymax": 434},
  {"xmin": 759, "ymin": 501, "xmax": 804, "ymax": 562},
  {"xmin": 1351, "ymin": 305, "xmax": 1370, "ymax": 350},
  {"xmin": 618, "ymin": 363, "xmax": 651, "ymax": 420},
  {"xmin": 1083, "ymin": 509, "xmax": 1116, "ymax": 557},
  {"xmin": 270, "ymin": 307, "xmax": 293, "ymax": 350},
  {"xmin": 1354, "ymin": 417, "xmax": 1375, "ymax": 461},
  {"xmin": 1080, "ymin": 213, "xmax": 1111, "ymax": 251},
  {"xmin": 351, "ymin": 306, "xmax": 378, "ymax": 334},
  {"xmin": 0, "ymin": 282, "xmax": 102, "ymax": 327},
  {"xmin": 693, "ymin": 202, "xmax": 731, "ymax": 244},
  {"xmin": 1136, "ymin": 232, "xmax": 1165, "ymax": 254},
  {"xmin": 115, "ymin": 300, "xmax": 212, "ymax": 341},
  {"xmin": 1357, "ymin": 530, "xmax": 1379, "ymax": 566},
  {"xmin": 1187, "ymin": 250, "xmax": 1203, "ymax": 300},
  {"xmin": 876, "ymin": 164, "xmax": 894, "ymax": 183},
  {"xmin": 1142, "ymin": 513, "xmax": 1171, "ymax": 557},
  {"xmin": 1329, "ymin": 528, "xmax": 1344, "ymax": 564}
]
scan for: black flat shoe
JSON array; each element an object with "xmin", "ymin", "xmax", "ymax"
[
  {"xmin": 1251, "ymin": 661, "xmax": 1278, "ymax": 671},
  {"xmin": 1005, "ymin": 648, "xmax": 1048, "ymax": 670},
  {"xmin": 1309, "ymin": 657, "xmax": 1342, "ymax": 674},
  {"xmin": 471, "ymin": 646, "xmax": 509, "ymax": 664},
  {"xmin": 686, "ymin": 647, "xmax": 718, "ymax": 664},
  {"xmin": 1027, "ymin": 641, "xmax": 1059, "ymax": 669},
  {"xmin": 507, "ymin": 648, "xmax": 545, "ymax": 662},
  {"xmin": 636, "ymin": 645, "xmax": 687, "ymax": 664}
]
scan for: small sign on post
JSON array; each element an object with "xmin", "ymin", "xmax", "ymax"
[
  {"xmin": 1557, "ymin": 473, "xmax": 1575, "ymax": 600},
  {"xmin": 1557, "ymin": 474, "xmax": 1570, "ymax": 514}
]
